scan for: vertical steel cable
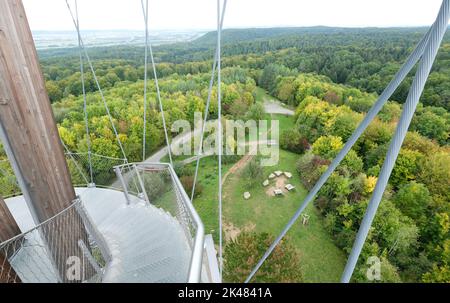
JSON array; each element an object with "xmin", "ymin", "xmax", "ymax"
[
  {"xmin": 245, "ymin": 19, "xmax": 436, "ymax": 283},
  {"xmin": 74, "ymin": 0, "xmax": 93, "ymax": 184},
  {"xmin": 144, "ymin": 9, "xmax": 174, "ymax": 167},
  {"xmin": 65, "ymin": 1, "xmax": 128, "ymax": 162},
  {"xmin": 341, "ymin": 0, "xmax": 450, "ymax": 283},
  {"xmin": 217, "ymin": 0, "xmax": 223, "ymax": 281},
  {"xmin": 142, "ymin": 0, "xmax": 149, "ymax": 162},
  {"xmin": 60, "ymin": 139, "xmax": 89, "ymax": 185},
  {"xmin": 190, "ymin": 0, "xmax": 228, "ymax": 203}
]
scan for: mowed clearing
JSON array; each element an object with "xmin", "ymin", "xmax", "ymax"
[
  {"xmin": 189, "ymin": 104, "xmax": 347, "ymax": 282},
  {"xmin": 222, "ymin": 148, "xmax": 346, "ymax": 282}
]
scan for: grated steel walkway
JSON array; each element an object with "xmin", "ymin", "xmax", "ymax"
[{"xmin": 5, "ymin": 187, "xmax": 192, "ymax": 283}]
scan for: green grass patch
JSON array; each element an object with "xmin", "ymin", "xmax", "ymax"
[
  {"xmin": 182, "ymin": 112, "xmax": 346, "ymax": 282},
  {"xmin": 222, "ymin": 150, "xmax": 346, "ymax": 282},
  {"xmin": 271, "ymin": 113, "xmax": 295, "ymax": 131},
  {"xmin": 185, "ymin": 156, "xmax": 236, "ymax": 240},
  {"xmin": 255, "ymin": 87, "xmax": 271, "ymax": 103}
]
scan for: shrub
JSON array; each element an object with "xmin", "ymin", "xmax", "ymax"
[
  {"xmin": 280, "ymin": 129, "xmax": 309, "ymax": 154},
  {"xmin": 242, "ymin": 157, "xmax": 263, "ymax": 187},
  {"xmin": 224, "ymin": 232, "xmax": 303, "ymax": 283},
  {"xmin": 341, "ymin": 150, "xmax": 364, "ymax": 176},
  {"xmin": 379, "ymin": 101, "xmax": 402, "ymax": 123},
  {"xmin": 245, "ymin": 102, "xmax": 265, "ymax": 121},
  {"xmin": 312, "ymin": 135, "xmax": 344, "ymax": 159},
  {"xmin": 67, "ymin": 158, "xmax": 88, "ymax": 185},
  {"xmin": 390, "ymin": 149, "xmax": 424, "ymax": 188},
  {"xmin": 393, "ymin": 181, "xmax": 432, "ymax": 225},
  {"xmin": 139, "ymin": 173, "xmax": 167, "ymax": 202},
  {"xmin": 411, "ymin": 109, "xmax": 449, "ymax": 144},
  {"xmin": 180, "ymin": 175, "xmax": 203, "ymax": 198},
  {"xmin": 174, "ymin": 163, "xmax": 194, "ymax": 178},
  {"xmin": 352, "ymin": 256, "xmax": 402, "ymax": 283},
  {"xmin": 324, "ymin": 90, "xmax": 343, "ymax": 105},
  {"xmin": 346, "ymin": 95, "xmax": 375, "ymax": 113},
  {"xmin": 297, "ymin": 153, "xmax": 330, "ymax": 190},
  {"xmin": 222, "ymin": 155, "xmax": 241, "ymax": 165},
  {"xmin": 417, "ymin": 152, "xmax": 450, "ymax": 202}
]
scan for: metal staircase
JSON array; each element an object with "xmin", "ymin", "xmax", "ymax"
[
  {"xmin": 86, "ymin": 195, "xmax": 192, "ymax": 283},
  {"xmin": 0, "ymin": 163, "xmax": 214, "ymax": 283}
]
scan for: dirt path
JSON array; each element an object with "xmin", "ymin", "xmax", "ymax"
[
  {"xmin": 264, "ymin": 100, "xmax": 295, "ymax": 116},
  {"xmin": 223, "ymin": 221, "xmax": 256, "ymax": 241},
  {"xmin": 221, "ymin": 154, "xmax": 253, "ymax": 187},
  {"xmin": 221, "ymin": 155, "xmax": 259, "ymax": 243},
  {"xmin": 221, "ymin": 154, "xmax": 255, "ymax": 242}
]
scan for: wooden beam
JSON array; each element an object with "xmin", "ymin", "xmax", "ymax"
[
  {"xmin": 0, "ymin": 195, "xmax": 21, "ymax": 283},
  {"xmin": 0, "ymin": 196, "xmax": 20, "ymax": 242},
  {"xmin": 0, "ymin": 0, "xmax": 75, "ymax": 220},
  {"xmin": 0, "ymin": 253, "xmax": 20, "ymax": 283},
  {"xmin": 0, "ymin": 0, "xmax": 92, "ymax": 282}
]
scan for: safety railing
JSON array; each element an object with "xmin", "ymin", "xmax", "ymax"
[
  {"xmin": 0, "ymin": 153, "xmax": 128, "ymax": 199},
  {"xmin": 0, "ymin": 198, "xmax": 111, "ymax": 283},
  {"xmin": 113, "ymin": 163, "xmax": 143, "ymax": 201},
  {"xmin": 65, "ymin": 152, "xmax": 127, "ymax": 190},
  {"xmin": 113, "ymin": 162, "xmax": 205, "ymax": 283}
]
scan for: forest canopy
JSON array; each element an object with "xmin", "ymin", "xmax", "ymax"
[{"xmin": 0, "ymin": 26, "xmax": 449, "ymax": 283}]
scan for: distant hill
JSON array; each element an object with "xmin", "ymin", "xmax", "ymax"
[
  {"xmin": 33, "ymin": 30, "xmax": 206, "ymax": 51},
  {"xmin": 194, "ymin": 26, "xmax": 449, "ymax": 46}
]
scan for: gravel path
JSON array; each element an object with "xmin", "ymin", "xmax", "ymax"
[{"xmin": 263, "ymin": 100, "xmax": 295, "ymax": 116}]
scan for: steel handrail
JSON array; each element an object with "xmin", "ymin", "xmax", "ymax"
[{"xmin": 113, "ymin": 162, "xmax": 205, "ymax": 283}]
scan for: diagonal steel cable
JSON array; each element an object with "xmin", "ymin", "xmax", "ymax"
[
  {"xmin": 74, "ymin": 0, "xmax": 93, "ymax": 184},
  {"xmin": 140, "ymin": 1, "xmax": 173, "ymax": 167},
  {"xmin": 217, "ymin": 0, "xmax": 224, "ymax": 281},
  {"xmin": 60, "ymin": 139, "xmax": 89, "ymax": 185},
  {"xmin": 341, "ymin": 0, "xmax": 450, "ymax": 283},
  {"xmin": 65, "ymin": 0, "xmax": 128, "ymax": 162},
  {"xmin": 190, "ymin": 0, "xmax": 228, "ymax": 202},
  {"xmin": 245, "ymin": 18, "xmax": 437, "ymax": 283},
  {"xmin": 141, "ymin": 0, "xmax": 149, "ymax": 162}
]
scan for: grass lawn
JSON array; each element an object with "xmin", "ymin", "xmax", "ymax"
[
  {"xmin": 255, "ymin": 87, "xmax": 270, "ymax": 103},
  {"xmin": 183, "ymin": 110, "xmax": 346, "ymax": 282},
  {"xmin": 222, "ymin": 149, "xmax": 346, "ymax": 282},
  {"xmin": 255, "ymin": 87, "xmax": 296, "ymax": 111},
  {"xmin": 272, "ymin": 113, "xmax": 295, "ymax": 131},
  {"xmin": 160, "ymin": 153, "xmax": 192, "ymax": 163},
  {"xmin": 185, "ymin": 156, "xmax": 235, "ymax": 241}
]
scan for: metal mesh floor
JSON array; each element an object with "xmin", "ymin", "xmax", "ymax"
[{"xmin": 4, "ymin": 187, "xmax": 192, "ymax": 283}]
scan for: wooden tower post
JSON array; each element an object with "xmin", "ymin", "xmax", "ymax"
[
  {"xmin": 0, "ymin": 195, "xmax": 21, "ymax": 283},
  {"xmin": 0, "ymin": 0, "xmax": 92, "ymax": 282}
]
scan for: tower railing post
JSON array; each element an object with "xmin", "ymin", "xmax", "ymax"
[
  {"xmin": 133, "ymin": 164, "xmax": 150, "ymax": 204},
  {"xmin": 114, "ymin": 166, "xmax": 131, "ymax": 205}
]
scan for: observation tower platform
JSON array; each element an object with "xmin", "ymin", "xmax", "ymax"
[{"xmin": 1, "ymin": 163, "xmax": 220, "ymax": 283}]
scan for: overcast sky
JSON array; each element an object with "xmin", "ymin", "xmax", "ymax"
[{"xmin": 23, "ymin": 0, "xmax": 444, "ymax": 31}]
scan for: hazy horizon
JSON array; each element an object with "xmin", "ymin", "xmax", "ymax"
[
  {"xmin": 31, "ymin": 24, "xmax": 447, "ymax": 34},
  {"xmin": 24, "ymin": 0, "xmax": 444, "ymax": 32}
]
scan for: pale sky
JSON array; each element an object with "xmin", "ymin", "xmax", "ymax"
[{"xmin": 23, "ymin": 0, "xmax": 444, "ymax": 31}]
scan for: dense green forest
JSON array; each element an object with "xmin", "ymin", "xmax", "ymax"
[
  {"xmin": 41, "ymin": 27, "xmax": 450, "ymax": 110},
  {"xmin": 277, "ymin": 73, "xmax": 449, "ymax": 282},
  {"xmin": 1, "ymin": 27, "xmax": 449, "ymax": 282}
]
